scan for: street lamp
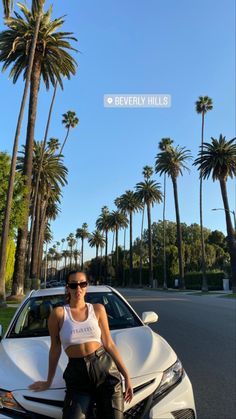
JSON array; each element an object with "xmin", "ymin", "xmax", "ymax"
[{"xmin": 211, "ymin": 208, "xmax": 236, "ymax": 232}]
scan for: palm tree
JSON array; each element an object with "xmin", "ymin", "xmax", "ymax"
[
  {"xmin": 17, "ymin": 140, "xmax": 68, "ymax": 282},
  {"xmin": 62, "ymin": 249, "xmax": 70, "ymax": 272},
  {"xmin": 96, "ymin": 206, "xmax": 110, "ymax": 283},
  {"xmin": 0, "ymin": 2, "xmax": 77, "ymax": 298},
  {"xmin": 116, "ymin": 191, "xmax": 143, "ymax": 286},
  {"xmin": 48, "ymin": 137, "xmax": 60, "ymax": 153},
  {"xmin": 155, "ymin": 144, "xmax": 192, "ymax": 289},
  {"xmin": 108, "ymin": 211, "xmax": 128, "ymax": 283},
  {"xmin": 26, "ymin": 83, "xmax": 59, "ymax": 282},
  {"xmin": 73, "ymin": 249, "xmax": 81, "ymax": 269},
  {"xmin": 88, "ymin": 231, "xmax": 105, "ymax": 259},
  {"xmin": 194, "ymin": 135, "xmax": 236, "ymax": 293},
  {"xmin": 158, "ymin": 138, "xmax": 173, "ymax": 289},
  {"xmin": 195, "ymin": 96, "xmax": 213, "ymax": 291},
  {"xmin": 136, "ymin": 166, "xmax": 153, "ymax": 287},
  {"xmin": 67, "ymin": 233, "xmax": 76, "ymax": 269},
  {"xmin": 76, "ymin": 223, "xmax": 89, "ymax": 269},
  {"xmin": 60, "ymin": 111, "xmax": 79, "ymax": 153},
  {"xmin": 88, "ymin": 230, "xmax": 105, "ymax": 283},
  {"xmin": 0, "ymin": 0, "xmax": 46, "ymax": 303},
  {"xmin": 135, "ymin": 170, "xmax": 162, "ymax": 287}
]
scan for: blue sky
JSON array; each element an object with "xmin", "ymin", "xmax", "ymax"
[{"xmin": 0, "ymin": 0, "xmax": 235, "ymax": 261}]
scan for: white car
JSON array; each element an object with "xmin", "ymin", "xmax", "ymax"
[{"xmin": 0, "ymin": 286, "xmax": 197, "ymax": 418}]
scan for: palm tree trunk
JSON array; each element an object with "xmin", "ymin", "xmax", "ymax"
[
  {"xmin": 139, "ymin": 206, "xmax": 145, "ymax": 287},
  {"xmin": 112, "ymin": 231, "xmax": 115, "ymax": 253},
  {"xmin": 200, "ymin": 111, "xmax": 208, "ymax": 291},
  {"xmin": 115, "ymin": 226, "xmax": 119, "ymax": 281},
  {"xmin": 219, "ymin": 179, "xmax": 236, "ymax": 293},
  {"xmin": 12, "ymin": 57, "xmax": 42, "ymax": 297},
  {"xmin": 172, "ymin": 177, "xmax": 185, "ymax": 289},
  {"xmin": 123, "ymin": 228, "xmax": 126, "ymax": 286},
  {"xmin": 0, "ymin": 10, "xmax": 43, "ymax": 304},
  {"xmin": 163, "ymin": 174, "xmax": 168, "ymax": 289},
  {"xmin": 95, "ymin": 245, "xmax": 99, "ymax": 284},
  {"xmin": 129, "ymin": 211, "xmax": 133, "ymax": 286},
  {"xmin": 26, "ymin": 82, "xmax": 58, "ymax": 283},
  {"xmin": 81, "ymin": 238, "xmax": 84, "ymax": 270},
  {"xmin": 60, "ymin": 127, "xmax": 70, "ymax": 154},
  {"xmin": 105, "ymin": 230, "xmax": 108, "ymax": 284},
  {"xmin": 30, "ymin": 192, "xmax": 41, "ymax": 279},
  {"xmin": 147, "ymin": 202, "xmax": 153, "ymax": 287}
]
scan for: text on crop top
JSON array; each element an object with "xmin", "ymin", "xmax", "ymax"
[{"xmin": 59, "ymin": 303, "xmax": 102, "ymax": 351}]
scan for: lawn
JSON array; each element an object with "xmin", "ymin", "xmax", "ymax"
[{"xmin": 0, "ymin": 307, "xmax": 17, "ymax": 332}]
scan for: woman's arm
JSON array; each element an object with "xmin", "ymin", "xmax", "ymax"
[
  {"xmin": 95, "ymin": 304, "xmax": 133, "ymax": 403},
  {"xmin": 28, "ymin": 308, "xmax": 62, "ymax": 392}
]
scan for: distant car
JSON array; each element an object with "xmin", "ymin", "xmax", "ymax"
[{"xmin": 0, "ymin": 286, "xmax": 196, "ymax": 418}]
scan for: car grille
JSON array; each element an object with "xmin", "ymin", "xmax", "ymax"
[
  {"xmin": 172, "ymin": 409, "xmax": 195, "ymax": 419},
  {"xmin": 124, "ymin": 395, "xmax": 150, "ymax": 418}
]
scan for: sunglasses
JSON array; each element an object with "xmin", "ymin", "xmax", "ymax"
[{"xmin": 67, "ymin": 281, "xmax": 88, "ymax": 289}]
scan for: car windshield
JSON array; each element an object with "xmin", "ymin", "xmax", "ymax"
[{"xmin": 7, "ymin": 292, "xmax": 142, "ymax": 338}]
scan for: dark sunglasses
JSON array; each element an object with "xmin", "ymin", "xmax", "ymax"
[{"xmin": 67, "ymin": 281, "xmax": 88, "ymax": 289}]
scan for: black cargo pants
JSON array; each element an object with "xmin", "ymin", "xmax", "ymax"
[{"xmin": 62, "ymin": 346, "xmax": 124, "ymax": 419}]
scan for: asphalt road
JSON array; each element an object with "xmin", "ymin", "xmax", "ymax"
[{"xmin": 118, "ymin": 288, "xmax": 236, "ymax": 419}]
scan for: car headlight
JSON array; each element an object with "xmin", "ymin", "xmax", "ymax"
[
  {"xmin": 0, "ymin": 389, "xmax": 26, "ymax": 413},
  {"xmin": 154, "ymin": 359, "xmax": 183, "ymax": 398}
]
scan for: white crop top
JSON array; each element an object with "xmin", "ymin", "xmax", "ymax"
[{"xmin": 59, "ymin": 303, "xmax": 102, "ymax": 351}]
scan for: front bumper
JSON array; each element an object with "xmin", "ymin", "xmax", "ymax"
[{"xmin": 0, "ymin": 371, "xmax": 196, "ymax": 419}]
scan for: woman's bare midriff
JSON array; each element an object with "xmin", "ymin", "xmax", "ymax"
[{"xmin": 65, "ymin": 341, "xmax": 102, "ymax": 358}]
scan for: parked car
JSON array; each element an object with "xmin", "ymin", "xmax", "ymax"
[{"xmin": 0, "ymin": 286, "xmax": 196, "ymax": 418}]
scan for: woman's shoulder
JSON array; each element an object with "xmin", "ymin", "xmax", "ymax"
[
  {"xmin": 52, "ymin": 305, "xmax": 65, "ymax": 319},
  {"xmin": 92, "ymin": 303, "xmax": 106, "ymax": 316}
]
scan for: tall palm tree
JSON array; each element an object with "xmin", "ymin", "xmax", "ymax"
[
  {"xmin": 67, "ymin": 233, "xmax": 76, "ymax": 269},
  {"xmin": 155, "ymin": 145, "xmax": 192, "ymax": 289},
  {"xmin": 0, "ymin": 2, "xmax": 77, "ymax": 298},
  {"xmin": 88, "ymin": 230, "xmax": 105, "ymax": 283},
  {"xmin": 0, "ymin": 0, "xmax": 46, "ymax": 303},
  {"xmin": 195, "ymin": 96, "xmax": 213, "ymax": 291},
  {"xmin": 135, "ymin": 172, "xmax": 162, "ymax": 287},
  {"xmin": 76, "ymin": 223, "xmax": 89, "ymax": 269},
  {"xmin": 26, "ymin": 82, "xmax": 59, "ymax": 282},
  {"xmin": 96, "ymin": 206, "xmax": 110, "ymax": 283},
  {"xmin": 194, "ymin": 134, "xmax": 236, "ymax": 293},
  {"xmin": 88, "ymin": 231, "xmax": 105, "ymax": 259},
  {"xmin": 62, "ymin": 249, "xmax": 70, "ymax": 272},
  {"xmin": 137, "ymin": 166, "xmax": 153, "ymax": 286},
  {"xmin": 158, "ymin": 138, "xmax": 173, "ymax": 289},
  {"xmin": 108, "ymin": 211, "xmax": 128, "ymax": 282},
  {"xmin": 73, "ymin": 249, "xmax": 81, "ymax": 269},
  {"xmin": 17, "ymin": 140, "xmax": 68, "ymax": 282},
  {"xmin": 116, "ymin": 191, "xmax": 142, "ymax": 286},
  {"xmin": 60, "ymin": 111, "xmax": 79, "ymax": 153}
]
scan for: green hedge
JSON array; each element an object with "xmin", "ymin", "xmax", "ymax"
[
  {"xmin": 122, "ymin": 268, "xmax": 227, "ymax": 290},
  {"xmin": 184, "ymin": 271, "xmax": 225, "ymax": 290}
]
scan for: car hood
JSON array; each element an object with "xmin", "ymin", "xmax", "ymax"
[{"xmin": 0, "ymin": 326, "xmax": 176, "ymax": 391}]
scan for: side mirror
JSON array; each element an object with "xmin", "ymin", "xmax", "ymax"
[
  {"xmin": 0, "ymin": 324, "xmax": 3, "ymax": 342},
  {"xmin": 142, "ymin": 311, "xmax": 158, "ymax": 324}
]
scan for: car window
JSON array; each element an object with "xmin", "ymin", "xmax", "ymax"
[{"xmin": 7, "ymin": 292, "xmax": 142, "ymax": 338}]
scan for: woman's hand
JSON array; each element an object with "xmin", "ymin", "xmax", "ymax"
[
  {"xmin": 28, "ymin": 381, "xmax": 51, "ymax": 392},
  {"xmin": 124, "ymin": 376, "xmax": 133, "ymax": 403}
]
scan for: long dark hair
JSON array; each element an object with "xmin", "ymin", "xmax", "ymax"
[{"xmin": 64, "ymin": 270, "xmax": 88, "ymax": 304}]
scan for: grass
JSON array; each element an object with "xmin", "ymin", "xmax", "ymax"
[
  {"xmin": 187, "ymin": 291, "xmax": 235, "ymax": 297},
  {"xmin": 219, "ymin": 293, "xmax": 236, "ymax": 299},
  {"xmin": 0, "ymin": 307, "xmax": 17, "ymax": 332}
]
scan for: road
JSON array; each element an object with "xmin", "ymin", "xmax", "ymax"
[{"xmin": 118, "ymin": 288, "xmax": 236, "ymax": 419}]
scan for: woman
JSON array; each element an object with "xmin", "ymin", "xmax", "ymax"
[{"xmin": 29, "ymin": 270, "xmax": 133, "ymax": 418}]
